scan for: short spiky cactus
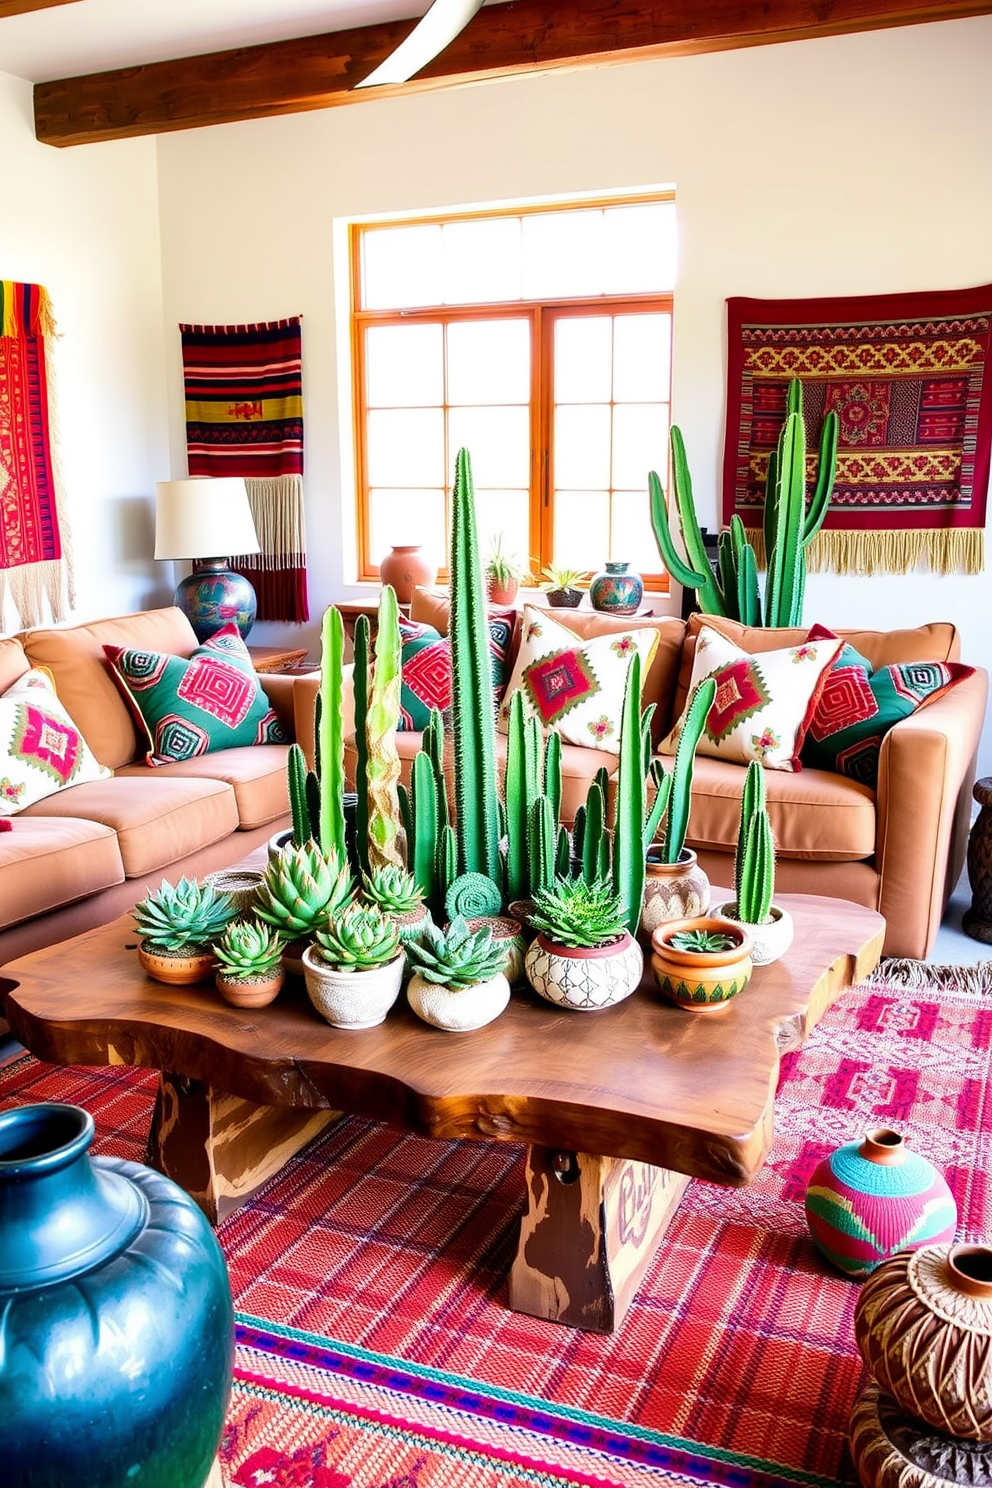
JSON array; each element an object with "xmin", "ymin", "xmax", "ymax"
[
  {"xmin": 133, "ymin": 877, "xmax": 238, "ymax": 951},
  {"xmin": 254, "ymin": 840, "xmax": 355, "ymax": 939},
  {"xmin": 312, "ymin": 903, "xmax": 401, "ymax": 972},
  {"xmin": 733, "ymin": 761, "xmax": 775, "ymax": 924},
  {"xmin": 405, "ymin": 916, "xmax": 507, "ymax": 990},
  {"xmin": 362, "ymin": 864, "xmax": 425, "ymax": 914},
  {"xmin": 213, "ymin": 919, "xmax": 285, "ymax": 979},
  {"xmin": 528, "ymin": 876, "xmax": 627, "ymax": 950}
]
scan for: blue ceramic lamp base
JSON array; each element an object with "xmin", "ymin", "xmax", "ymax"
[{"xmin": 175, "ymin": 558, "xmax": 257, "ymax": 643}]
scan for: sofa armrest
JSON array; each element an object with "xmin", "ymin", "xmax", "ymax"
[
  {"xmin": 258, "ymin": 673, "xmax": 299, "ymax": 739},
  {"xmin": 291, "ymin": 667, "xmax": 356, "ymax": 770},
  {"xmin": 875, "ymin": 667, "xmax": 988, "ymax": 958}
]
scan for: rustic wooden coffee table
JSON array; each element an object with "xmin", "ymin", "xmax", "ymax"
[{"xmin": 1, "ymin": 891, "xmax": 883, "ymax": 1333}]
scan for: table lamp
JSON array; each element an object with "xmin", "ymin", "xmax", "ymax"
[{"xmin": 155, "ymin": 477, "xmax": 261, "ymax": 642}]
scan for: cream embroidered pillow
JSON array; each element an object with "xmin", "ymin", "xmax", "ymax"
[
  {"xmin": 659, "ymin": 624, "xmax": 841, "ymax": 771},
  {"xmin": 496, "ymin": 604, "xmax": 659, "ymax": 755},
  {"xmin": 0, "ymin": 669, "xmax": 111, "ymax": 815}
]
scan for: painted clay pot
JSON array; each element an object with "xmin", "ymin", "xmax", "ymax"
[
  {"xmin": 379, "ymin": 545, "xmax": 437, "ymax": 605},
  {"xmin": 487, "ymin": 577, "xmax": 519, "ymax": 606},
  {"xmin": 137, "ymin": 941, "xmax": 216, "ymax": 986},
  {"xmin": 589, "ymin": 560, "xmax": 643, "ymax": 616},
  {"xmin": 215, "ymin": 968, "xmax": 284, "ymax": 1009},
  {"xmin": 302, "ymin": 945, "xmax": 404, "ymax": 1029},
  {"xmin": 640, "ymin": 847, "xmax": 711, "ymax": 941},
  {"xmin": 804, "ymin": 1129, "xmax": 957, "ymax": 1278},
  {"xmin": 0, "ymin": 1103, "xmax": 232, "ymax": 1488},
  {"xmin": 524, "ymin": 931, "xmax": 643, "ymax": 1012},
  {"xmin": 855, "ymin": 1244, "xmax": 992, "ymax": 1441},
  {"xmin": 650, "ymin": 917, "xmax": 752, "ymax": 1012},
  {"xmin": 711, "ymin": 901, "xmax": 795, "ymax": 966},
  {"xmin": 466, "ymin": 915, "xmax": 526, "ymax": 985},
  {"xmin": 849, "ymin": 1381, "xmax": 992, "ymax": 1488},
  {"xmin": 406, "ymin": 971, "xmax": 511, "ymax": 1031}
]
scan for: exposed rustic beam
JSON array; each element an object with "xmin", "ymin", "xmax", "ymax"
[
  {"xmin": 35, "ymin": 0, "xmax": 992, "ymax": 148},
  {"xmin": 0, "ymin": 0, "xmax": 81, "ymax": 16}
]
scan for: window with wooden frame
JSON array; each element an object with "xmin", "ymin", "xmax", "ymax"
[{"xmin": 350, "ymin": 195, "xmax": 676, "ymax": 590}]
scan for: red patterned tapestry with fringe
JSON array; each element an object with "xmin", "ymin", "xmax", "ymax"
[
  {"xmin": 0, "ymin": 281, "xmax": 74, "ymax": 624},
  {"xmin": 723, "ymin": 285, "xmax": 992, "ymax": 576},
  {"xmin": 180, "ymin": 317, "xmax": 309, "ymax": 622}
]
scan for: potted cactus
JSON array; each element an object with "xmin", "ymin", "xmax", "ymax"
[
  {"xmin": 253, "ymin": 838, "xmax": 355, "ymax": 972},
  {"xmin": 540, "ymin": 564, "xmax": 586, "ymax": 609},
  {"xmin": 711, "ymin": 761, "xmax": 794, "ymax": 965},
  {"xmin": 524, "ymin": 876, "xmax": 644, "ymax": 1012},
  {"xmin": 405, "ymin": 916, "xmax": 511, "ymax": 1031},
  {"xmin": 641, "ymin": 675, "xmax": 717, "ymax": 940},
  {"xmin": 650, "ymin": 915, "xmax": 753, "ymax": 1013},
  {"xmin": 213, "ymin": 918, "xmax": 285, "ymax": 1008},
  {"xmin": 132, "ymin": 876, "xmax": 239, "ymax": 985},
  {"xmin": 361, "ymin": 863, "xmax": 431, "ymax": 948},
  {"xmin": 302, "ymin": 903, "xmax": 404, "ymax": 1028}
]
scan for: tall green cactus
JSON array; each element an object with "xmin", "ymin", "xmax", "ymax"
[
  {"xmin": 649, "ymin": 434, "xmax": 727, "ymax": 616},
  {"xmin": 657, "ymin": 676, "xmax": 717, "ymax": 865},
  {"xmin": 409, "ymin": 749, "xmax": 439, "ymax": 912},
  {"xmin": 734, "ymin": 761, "xmax": 775, "ymax": 923},
  {"xmin": 763, "ymin": 380, "xmax": 839, "ymax": 627},
  {"xmin": 580, "ymin": 775, "xmax": 608, "ymax": 886},
  {"xmin": 352, "ymin": 613, "xmax": 372, "ymax": 877},
  {"xmin": 365, "ymin": 585, "xmax": 403, "ymax": 870},
  {"xmin": 529, "ymin": 795, "xmax": 557, "ymax": 898},
  {"xmin": 316, "ymin": 606, "xmax": 347, "ymax": 868},
  {"xmin": 287, "ymin": 743, "xmax": 311, "ymax": 848},
  {"xmin": 611, "ymin": 652, "xmax": 647, "ymax": 935},
  {"xmin": 503, "ymin": 690, "xmax": 532, "ymax": 904}
]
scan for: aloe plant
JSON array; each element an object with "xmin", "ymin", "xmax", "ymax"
[
  {"xmin": 362, "ymin": 863, "xmax": 424, "ymax": 915},
  {"xmin": 133, "ymin": 877, "xmax": 239, "ymax": 952},
  {"xmin": 406, "ymin": 915, "xmax": 507, "ymax": 990},
  {"xmin": 529, "ymin": 876, "xmax": 627, "ymax": 950},
  {"xmin": 734, "ymin": 761, "xmax": 775, "ymax": 924},
  {"xmin": 254, "ymin": 840, "xmax": 354, "ymax": 939}
]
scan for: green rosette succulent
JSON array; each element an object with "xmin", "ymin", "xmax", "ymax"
[
  {"xmin": 528, "ymin": 876, "xmax": 628, "ymax": 950},
  {"xmin": 213, "ymin": 918, "xmax": 285, "ymax": 979},
  {"xmin": 133, "ymin": 876, "xmax": 239, "ymax": 952},
  {"xmin": 254, "ymin": 840, "xmax": 355, "ymax": 939},
  {"xmin": 405, "ymin": 915, "xmax": 507, "ymax": 990},
  {"xmin": 361, "ymin": 864, "xmax": 425, "ymax": 915},
  {"xmin": 313, "ymin": 903, "xmax": 401, "ymax": 972},
  {"xmin": 669, "ymin": 927, "xmax": 740, "ymax": 954}
]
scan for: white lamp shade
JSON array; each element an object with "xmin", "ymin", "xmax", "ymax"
[{"xmin": 154, "ymin": 478, "xmax": 260, "ymax": 561}]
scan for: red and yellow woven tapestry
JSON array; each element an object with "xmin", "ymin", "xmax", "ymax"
[
  {"xmin": 0, "ymin": 281, "xmax": 74, "ymax": 624},
  {"xmin": 723, "ymin": 285, "xmax": 992, "ymax": 575},
  {"xmin": 180, "ymin": 317, "xmax": 309, "ymax": 622}
]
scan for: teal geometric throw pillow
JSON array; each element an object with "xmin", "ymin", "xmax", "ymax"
[
  {"xmin": 104, "ymin": 623, "xmax": 289, "ymax": 766},
  {"xmin": 396, "ymin": 614, "xmax": 513, "ymax": 732}
]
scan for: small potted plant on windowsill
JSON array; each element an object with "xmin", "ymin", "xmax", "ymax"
[
  {"xmin": 524, "ymin": 876, "xmax": 644, "ymax": 1011},
  {"xmin": 132, "ymin": 876, "xmax": 239, "ymax": 985},
  {"xmin": 213, "ymin": 918, "xmax": 286, "ymax": 1008},
  {"xmin": 486, "ymin": 534, "xmax": 530, "ymax": 606},
  {"xmin": 650, "ymin": 916, "xmax": 753, "ymax": 1013},
  {"xmin": 302, "ymin": 903, "xmax": 405, "ymax": 1028},
  {"xmin": 711, "ymin": 760, "xmax": 794, "ymax": 965},
  {"xmin": 405, "ymin": 916, "xmax": 511, "ymax": 1031},
  {"xmin": 540, "ymin": 564, "xmax": 587, "ymax": 609}
]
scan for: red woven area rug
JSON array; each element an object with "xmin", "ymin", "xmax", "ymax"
[{"xmin": 3, "ymin": 965, "xmax": 991, "ymax": 1488}]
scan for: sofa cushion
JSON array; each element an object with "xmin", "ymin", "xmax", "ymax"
[
  {"xmin": 0, "ymin": 636, "xmax": 30, "ymax": 695},
  {"xmin": 21, "ymin": 775, "xmax": 239, "ymax": 877},
  {"xmin": 396, "ymin": 612, "xmax": 513, "ymax": 730},
  {"xmin": 0, "ymin": 816, "xmax": 126, "ymax": 930},
  {"xmin": 0, "ymin": 669, "xmax": 111, "ymax": 816},
  {"xmin": 115, "ymin": 745, "xmax": 291, "ymax": 831}
]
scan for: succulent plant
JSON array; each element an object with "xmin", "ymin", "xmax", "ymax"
[
  {"xmin": 406, "ymin": 915, "xmax": 507, "ymax": 990},
  {"xmin": 528, "ymin": 876, "xmax": 628, "ymax": 950},
  {"xmin": 254, "ymin": 839, "xmax": 355, "ymax": 939},
  {"xmin": 361, "ymin": 863, "xmax": 425, "ymax": 915},
  {"xmin": 669, "ymin": 927, "xmax": 740, "ymax": 954},
  {"xmin": 312, "ymin": 903, "xmax": 402, "ymax": 972},
  {"xmin": 133, "ymin": 876, "xmax": 239, "ymax": 952},
  {"xmin": 213, "ymin": 918, "xmax": 285, "ymax": 979}
]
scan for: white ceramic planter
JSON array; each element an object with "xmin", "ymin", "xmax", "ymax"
[
  {"xmin": 302, "ymin": 945, "xmax": 404, "ymax": 1028},
  {"xmin": 524, "ymin": 931, "xmax": 643, "ymax": 1012},
  {"xmin": 406, "ymin": 971, "xmax": 510, "ymax": 1031},
  {"xmin": 711, "ymin": 901, "xmax": 794, "ymax": 966}
]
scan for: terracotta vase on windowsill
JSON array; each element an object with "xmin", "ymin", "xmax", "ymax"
[{"xmin": 379, "ymin": 545, "xmax": 437, "ymax": 605}]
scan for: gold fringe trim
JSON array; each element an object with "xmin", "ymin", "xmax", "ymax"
[
  {"xmin": 743, "ymin": 527, "xmax": 985, "ymax": 577},
  {"xmin": 234, "ymin": 476, "xmax": 306, "ymax": 569},
  {"xmin": 876, "ymin": 957, "xmax": 992, "ymax": 996}
]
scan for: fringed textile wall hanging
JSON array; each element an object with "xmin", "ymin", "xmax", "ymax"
[
  {"xmin": 180, "ymin": 317, "xmax": 309, "ymax": 622},
  {"xmin": 723, "ymin": 285, "xmax": 992, "ymax": 575},
  {"xmin": 0, "ymin": 281, "xmax": 74, "ymax": 625}
]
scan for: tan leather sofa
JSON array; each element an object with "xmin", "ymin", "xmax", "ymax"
[
  {"xmin": 0, "ymin": 607, "xmax": 293, "ymax": 966},
  {"xmin": 295, "ymin": 588, "xmax": 987, "ymax": 962}
]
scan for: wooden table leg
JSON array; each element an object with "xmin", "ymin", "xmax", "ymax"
[
  {"xmin": 509, "ymin": 1145, "xmax": 690, "ymax": 1333},
  {"xmin": 147, "ymin": 1072, "xmax": 337, "ymax": 1224}
]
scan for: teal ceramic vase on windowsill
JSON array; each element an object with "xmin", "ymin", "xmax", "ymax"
[{"xmin": 590, "ymin": 560, "xmax": 643, "ymax": 615}]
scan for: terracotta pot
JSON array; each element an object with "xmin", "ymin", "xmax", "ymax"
[
  {"xmin": 711, "ymin": 900, "xmax": 794, "ymax": 966},
  {"xmin": 649, "ymin": 916, "xmax": 752, "ymax": 1013},
  {"xmin": 640, "ymin": 847, "xmax": 711, "ymax": 941},
  {"xmin": 487, "ymin": 577, "xmax": 519, "ymax": 606},
  {"xmin": 507, "ymin": 899, "xmax": 537, "ymax": 944},
  {"xmin": 849, "ymin": 1380, "xmax": 992, "ymax": 1488},
  {"xmin": 805, "ymin": 1129, "xmax": 957, "ymax": 1278},
  {"xmin": 466, "ymin": 915, "xmax": 526, "ymax": 985},
  {"xmin": 406, "ymin": 971, "xmax": 511, "ymax": 1031},
  {"xmin": 215, "ymin": 969, "xmax": 284, "ymax": 1008},
  {"xmin": 137, "ymin": 942, "xmax": 216, "ymax": 986},
  {"xmin": 854, "ymin": 1243, "xmax": 992, "ymax": 1440},
  {"xmin": 302, "ymin": 945, "xmax": 404, "ymax": 1029},
  {"xmin": 524, "ymin": 931, "xmax": 643, "ymax": 1012},
  {"xmin": 379, "ymin": 545, "xmax": 438, "ymax": 605}
]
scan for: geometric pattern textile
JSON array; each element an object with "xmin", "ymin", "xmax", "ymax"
[
  {"xmin": 396, "ymin": 613, "xmax": 514, "ymax": 732},
  {"xmin": 103, "ymin": 622, "xmax": 288, "ymax": 766},
  {"xmin": 0, "ymin": 281, "xmax": 74, "ymax": 625},
  {"xmin": 0, "ymin": 667, "xmax": 110, "ymax": 814},
  {"xmin": 180, "ymin": 317, "xmax": 308, "ymax": 622},
  {"xmin": 4, "ymin": 969, "xmax": 992, "ymax": 1488},
  {"xmin": 722, "ymin": 285, "xmax": 992, "ymax": 576},
  {"xmin": 497, "ymin": 604, "xmax": 658, "ymax": 756},
  {"xmin": 660, "ymin": 623, "xmax": 841, "ymax": 771}
]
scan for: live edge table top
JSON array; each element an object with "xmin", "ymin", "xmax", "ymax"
[{"xmin": 1, "ymin": 892, "xmax": 883, "ymax": 1190}]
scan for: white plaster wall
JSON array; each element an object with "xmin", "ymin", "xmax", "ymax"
[
  {"xmin": 0, "ymin": 69, "xmax": 170, "ymax": 628},
  {"xmin": 154, "ymin": 14, "xmax": 992, "ymax": 767}
]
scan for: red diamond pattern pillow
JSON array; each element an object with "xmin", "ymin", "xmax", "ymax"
[{"xmin": 0, "ymin": 669, "xmax": 110, "ymax": 814}]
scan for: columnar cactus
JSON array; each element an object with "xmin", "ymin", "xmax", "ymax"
[
  {"xmin": 656, "ymin": 676, "xmax": 717, "ymax": 865},
  {"xmin": 317, "ymin": 606, "xmax": 347, "ymax": 867},
  {"xmin": 365, "ymin": 585, "xmax": 404, "ymax": 870},
  {"xmin": 734, "ymin": 761, "xmax": 775, "ymax": 924},
  {"xmin": 611, "ymin": 652, "xmax": 647, "ymax": 935},
  {"xmin": 352, "ymin": 612, "xmax": 372, "ymax": 877}
]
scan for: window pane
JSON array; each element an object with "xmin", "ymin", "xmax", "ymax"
[
  {"xmin": 447, "ymin": 318, "xmax": 530, "ymax": 404},
  {"xmin": 362, "ymin": 224, "xmax": 443, "ymax": 310},
  {"xmin": 367, "ymin": 408, "xmax": 445, "ymax": 486},
  {"xmin": 554, "ymin": 317, "xmax": 612, "ymax": 403},
  {"xmin": 474, "ymin": 492, "xmax": 532, "ymax": 571},
  {"xmin": 555, "ymin": 404, "xmax": 611, "ymax": 489},
  {"xmin": 442, "ymin": 217, "xmax": 523, "ymax": 304},
  {"xmin": 603, "ymin": 202, "xmax": 678, "ymax": 294},
  {"xmin": 610, "ymin": 490, "xmax": 659, "ymax": 570},
  {"xmin": 612, "ymin": 404, "xmax": 669, "ymax": 491},
  {"xmin": 522, "ymin": 210, "xmax": 605, "ymax": 299},
  {"xmin": 448, "ymin": 406, "xmax": 530, "ymax": 488},
  {"xmin": 613, "ymin": 314, "xmax": 672, "ymax": 402},
  {"xmin": 553, "ymin": 491, "xmax": 609, "ymax": 573},
  {"xmin": 370, "ymin": 488, "xmax": 446, "ymax": 564},
  {"xmin": 366, "ymin": 323, "xmax": 443, "ymax": 407}
]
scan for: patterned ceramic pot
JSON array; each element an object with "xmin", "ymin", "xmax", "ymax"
[
  {"xmin": 524, "ymin": 931, "xmax": 643, "ymax": 1012},
  {"xmin": 589, "ymin": 561, "xmax": 643, "ymax": 616},
  {"xmin": 546, "ymin": 587, "xmax": 582, "ymax": 608},
  {"xmin": 138, "ymin": 941, "xmax": 216, "ymax": 986},
  {"xmin": 379, "ymin": 545, "xmax": 437, "ymax": 605},
  {"xmin": 849, "ymin": 1380, "xmax": 992, "ymax": 1488},
  {"xmin": 466, "ymin": 916, "xmax": 526, "ymax": 985},
  {"xmin": 854, "ymin": 1243, "xmax": 992, "ymax": 1441},
  {"xmin": 711, "ymin": 901, "xmax": 795, "ymax": 966},
  {"xmin": 640, "ymin": 848, "xmax": 711, "ymax": 942},
  {"xmin": 650, "ymin": 917, "xmax": 752, "ymax": 1012},
  {"xmin": 406, "ymin": 971, "xmax": 511, "ymax": 1031},
  {"xmin": 215, "ymin": 969, "xmax": 284, "ymax": 1008},
  {"xmin": 804, "ymin": 1129, "xmax": 957, "ymax": 1278},
  {"xmin": 302, "ymin": 946, "xmax": 405, "ymax": 1028}
]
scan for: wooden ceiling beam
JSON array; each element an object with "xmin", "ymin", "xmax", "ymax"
[
  {"xmin": 34, "ymin": 0, "xmax": 992, "ymax": 148},
  {"xmin": 0, "ymin": 0, "xmax": 82, "ymax": 17}
]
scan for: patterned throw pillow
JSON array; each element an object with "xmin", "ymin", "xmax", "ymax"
[
  {"xmin": 659, "ymin": 623, "xmax": 841, "ymax": 771},
  {"xmin": 495, "ymin": 604, "xmax": 659, "ymax": 755},
  {"xmin": 104, "ymin": 623, "xmax": 289, "ymax": 766},
  {"xmin": 0, "ymin": 669, "xmax": 111, "ymax": 815},
  {"xmin": 801, "ymin": 623, "xmax": 975, "ymax": 786},
  {"xmin": 396, "ymin": 613, "xmax": 514, "ymax": 731}
]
